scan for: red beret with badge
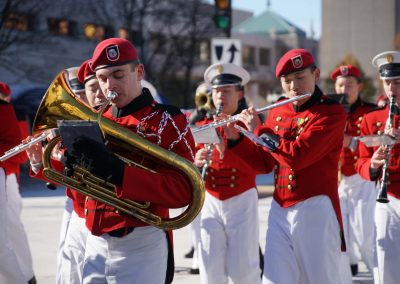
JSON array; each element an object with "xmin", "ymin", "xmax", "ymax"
[
  {"xmin": 275, "ymin": 48, "xmax": 315, "ymax": 78},
  {"xmin": 78, "ymin": 59, "xmax": 96, "ymax": 84},
  {"xmin": 91, "ymin": 38, "xmax": 139, "ymax": 71},
  {"xmin": 330, "ymin": 65, "xmax": 362, "ymax": 81},
  {"xmin": 0, "ymin": 82, "xmax": 11, "ymax": 96}
]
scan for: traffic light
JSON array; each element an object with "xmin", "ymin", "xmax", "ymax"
[{"xmin": 214, "ymin": 0, "xmax": 231, "ymax": 37}]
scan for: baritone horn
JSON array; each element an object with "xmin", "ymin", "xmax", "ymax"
[{"xmin": 33, "ymin": 70, "xmax": 205, "ymax": 230}]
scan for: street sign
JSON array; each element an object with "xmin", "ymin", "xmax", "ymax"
[{"xmin": 211, "ymin": 38, "xmax": 242, "ymax": 66}]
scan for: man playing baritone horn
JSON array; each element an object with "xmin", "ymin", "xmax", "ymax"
[
  {"xmin": 66, "ymin": 38, "xmax": 195, "ymax": 283},
  {"xmin": 224, "ymin": 49, "xmax": 348, "ymax": 284},
  {"xmin": 357, "ymin": 51, "xmax": 400, "ymax": 284}
]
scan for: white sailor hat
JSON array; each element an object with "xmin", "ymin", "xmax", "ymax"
[
  {"xmin": 372, "ymin": 51, "xmax": 400, "ymax": 79},
  {"xmin": 204, "ymin": 63, "xmax": 250, "ymax": 88}
]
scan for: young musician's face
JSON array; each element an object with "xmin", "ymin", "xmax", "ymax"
[
  {"xmin": 382, "ymin": 78, "xmax": 400, "ymax": 104},
  {"xmin": 84, "ymin": 78, "xmax": 106, "ymax": 109},
  {"xmin": 280, "ymin": 67, "xmax": 319, "ymax": 106},
  {"xmin": 96, "ymin": 63, "xmax": 145, "ymax": 108},
  {"xmin": 211, "ymin": 85, "xmax": 243, "ymax": 115},
  {"xmin": 334, "ymin": 76, "xmax": 362, "ymax": 105}
]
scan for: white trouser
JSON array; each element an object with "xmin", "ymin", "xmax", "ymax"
[
  {"xmin": 0, "ymin": 169, "xmax": 26, "ymax": 284},
  {"xmin": 199, "ymin": 188, "xmax": 261, "ymax": 284},
  {"xmin": 5, "ymin": 173, "xmax": 34, "ymax": 282},
  {"xmin": 57, "ymin": 210, "xmax": 88, "ymax": 284},
  {"xmin": 190, "ymin": 212, "xmax": 201, "ymax": 269},
  {"xmin": 339, "ymin": 173, "xmax": 376, "ymax": 270},
  {"xmin": 263, "ymin": 195, "xmax": 341, "ymax": 284},
  {"xmin": 373, "ymin": 194, "xmax": 400, "ymax": 284},
  {"xmin": 82, "ymin": 226, "xmax": 168, "ymax": 284},
  {"xmin": 56, "ymin": 196, "xmax": 73, "ymax": 282}
]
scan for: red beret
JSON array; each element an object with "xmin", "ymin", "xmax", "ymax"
[
  {"xmin": 275, "ymin": 48, "xmax": 315, "ymax": 78},
  {"xmin": 91, "ymin": 38, "xmax": 139, "ymax": 71},
  {"xmin": 77, "ymin": 59, "xmax": 96, "ymax": 84},
  {"xmin": 0, "ymin": 82, "xmax": 11, "ymax": 96},
  {"xmin": 330, "ymin": 65, "xmax": 362, "ymax": 81}
]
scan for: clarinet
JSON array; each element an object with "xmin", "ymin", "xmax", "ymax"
[
  {"xmin": 201, "ymin": 103, "xmax": 223, "ymax": 179},
  {"xmin": 376, "ymin": 95, "xmax": 397, "ymax": 203}
]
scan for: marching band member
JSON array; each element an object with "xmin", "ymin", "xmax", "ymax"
[
  {"xmin": 70, "ymin": 38, "xmax": 195, "ymax": 283},
  {"xmin": 331, "ymin": 65, "xmax": 377, "ymax": 275},
  {"xmin": 357, "ymin": 51, "xmax": 400, "ymax": 284},
  {"xmin": 0, "ymin": 82, "xmax": 36, "ymax": 284},
  {"xmin": 225, "ymin": 49, "xmax": 347, "ymax": 284},
  {"xmin": 195, "ymin": 63, "xmax": 262, "ymax": 284}
]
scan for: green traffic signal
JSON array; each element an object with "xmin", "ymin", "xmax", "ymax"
[{"xmin": 214, "ymin": 14, "xmax": 230, "ymax": 29}]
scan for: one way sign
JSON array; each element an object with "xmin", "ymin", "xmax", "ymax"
[{"xmin": 211, "ymin": 38, "xmax": 242, "ymax": 66}]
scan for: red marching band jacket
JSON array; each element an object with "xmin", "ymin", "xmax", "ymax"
[
  {"xmin": 195, "ymin": 118, "xmax": 262, "ymax": 200},
  {"xmin": 340, "ymin": 98, "xmax": 376, "ymax": 176},
  {"xmin": 357, "ymin": 106, "xmax": 400, "ymax": 199},
  {"xmin": 0, "ymin": 101, "xmax": 28, "ymax": 176},
  {"xmin": 85, "ymin": 97, "xmax": 195, "ymax": 236},
  {"xmin": 230, "ymin": 88, "xmax": 348, "ymax": 249}
]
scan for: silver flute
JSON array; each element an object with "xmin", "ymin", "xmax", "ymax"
[
  {"xmin": 192, "ymin": 93, "xmax": 312, "ymax": 134},
  {"xmin": 0, "ymin": 129, "xmax": 57, "ymax": 162}
]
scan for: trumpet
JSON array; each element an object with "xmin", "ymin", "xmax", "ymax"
[
  {"xmin": 0, "ymin": 129, "xmax": 58, "ymax": 162},
  {"xmin": 192, "ymin": 93, "xmax": 312, "ymax": 134}
]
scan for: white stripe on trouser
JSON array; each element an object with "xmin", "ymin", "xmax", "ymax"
[
  {"xmin": 373, "ymin": 194, "xmax": 400, "ymax": 284},
  {"xmin": 339, "ymin": 173, "xmax": 376, "ymax": 271},
  {"xmin": 0, "ymin": 169, "xmax": 26, "ymax": 284},
  {"xmin": 199, "ymin": 188, "xmax": 261, "ymax": 284},
  {"xmin": 82, "ymin": 226, "xmax": 168, "ymax": 284},
  {"xmin": 57, "ymin": 210, "xmax": 89, "ymax": 284},
  {"xmin": 263, "ymin": 195, "xmax": 341, "ymax": 284}
]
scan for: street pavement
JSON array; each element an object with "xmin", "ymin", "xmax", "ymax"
[{"xmin": 19, "ymin": 172, "xmax": 373, "ymax": 283}]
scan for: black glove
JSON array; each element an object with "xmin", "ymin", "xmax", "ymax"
[
  {"xmin": 259, "ymin": 132, "xmax": 280, "ymax": 152},
  {"xmin": 69, "ymin": 136, "xmax": 124, "ymax": 186}
]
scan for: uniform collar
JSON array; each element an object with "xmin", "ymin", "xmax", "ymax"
[
  {"xmin": 349, "ymin": 96, "xmax": 362, "ymax": 113},
  {"xmin": 112, "ymin": 88, "xmax": 153, "ymax": 118},
  {"xmin": 293, "ymin": 85, "xmax": 323, "ymax": 112}
]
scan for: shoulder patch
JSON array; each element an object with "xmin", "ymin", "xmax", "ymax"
[
  {"xmin": 363, "ymin": 102, "xmax": 378, "ymax": 109},
  {"xmin": 153, "ymin": 103, "xmax": 183, "ymax": 116},
  {"xmin": 276, "ymin": 96, "xmax": 287, "ymax": 102},
  {"xmin": 0, "ymin": 100, "xmax": 8, "ymax": 105}
]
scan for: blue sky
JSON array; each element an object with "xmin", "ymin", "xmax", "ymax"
[{"xmin": 209, "ymin": 0, "xmax": 322, "ymax": 38}]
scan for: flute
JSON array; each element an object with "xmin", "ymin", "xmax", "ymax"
[{"xmin": 192, "ymin": 93, "xmax": 312, "ymax": 134}]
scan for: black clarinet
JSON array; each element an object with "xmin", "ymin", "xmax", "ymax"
[
  {"xmin": 376, "ymin": 95, "xmax": 397, "ymax": 203},
  {"xmin": 201, "ymin": 104, "xmax": 223, "ymax": 179}
]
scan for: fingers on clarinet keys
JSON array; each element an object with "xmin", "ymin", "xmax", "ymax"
[
  {"xmin": 69, "ymin": 136, "xmax": 124, "ymax": 186},
  {"xmin": 259, "ymin": 133, "xmax": 280, "ymax": 152}
]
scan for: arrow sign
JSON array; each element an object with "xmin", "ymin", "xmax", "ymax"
[
  {"xmin": 227, "ymin": 44, "xmax": 238, "ymax": 63},
  {"xmin": 211, "ymin": 38, "xmax": 242, "ymax": 66}
]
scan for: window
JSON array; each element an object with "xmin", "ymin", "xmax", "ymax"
[
  {"xmin": 259, "ymin": 48, "xmax": 270, "ymax": 66},
  {"xmin": 4, "ymin": 12, "xmax": 30, "ymax": 31},
  {"xmin": 242, "ymin": 46, "xmax": 255, "ymax": 65},
  {"xmin": 48, "ymin": 18, "xmax": 76, "ymax": 36},
  {"xmin": 84, "ymin": 24, "xmax": 112, "ymax": 41}
]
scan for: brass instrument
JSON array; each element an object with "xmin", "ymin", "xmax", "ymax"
[
  {"xmin": 376, "ymin": 95, "xmax": 397, "ymax": 203},
  {"xmin": 194, "ymin": 83, "xmax": 214, "ymax": 112},
  {"xmin": 33, "ymin": 70, "xmax": 205, "ymax": 230}
]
